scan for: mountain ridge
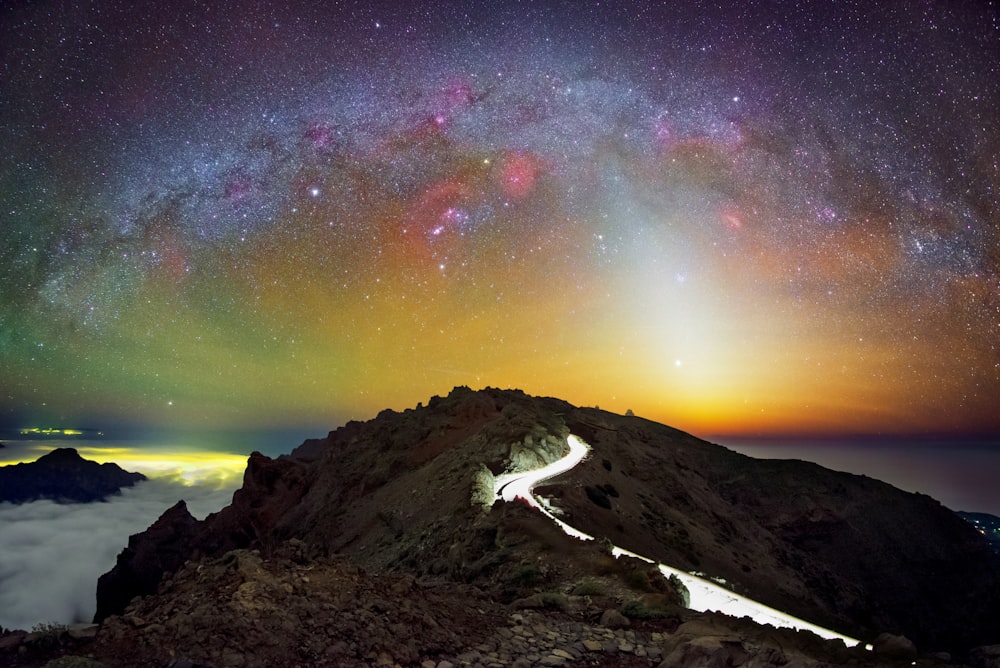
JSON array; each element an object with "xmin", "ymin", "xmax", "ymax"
[
  {"xmin": 91, "ymin": 387, "xmax": 1000, "ymax": 662},
  {"xmin": 0, "ymin": 447, "xmax": 146, "ymax": 504}
]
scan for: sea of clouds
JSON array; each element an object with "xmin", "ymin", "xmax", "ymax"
[{"xmin": 0, "ymin": 475, "xmax": 239, "ymax": 630}]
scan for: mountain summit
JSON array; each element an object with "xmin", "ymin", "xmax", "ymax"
[
  {"xmin": 0, "ymin": 447, "xmax": 146, "ymax": 503},
  {"xmin": 87, "ymin": 387, "xmax": 999, "ymax": 666}
]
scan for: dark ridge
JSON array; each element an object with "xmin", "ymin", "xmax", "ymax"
[{"xmin": 0, "ymin": 447, "xmax": 146, "ymax": 504}]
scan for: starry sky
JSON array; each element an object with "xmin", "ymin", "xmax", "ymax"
[{"xmin": 2, "ymin": 0, "xmax": 998, "ymax": 439}]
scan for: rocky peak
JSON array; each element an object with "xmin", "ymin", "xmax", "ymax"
[
  {"xmin": 0, "ymin": 447, "xmax": 146, "ymax": 504},
  {"xmin": 94, "ymin": 500, "xmax": 200, "ymax": 624}
]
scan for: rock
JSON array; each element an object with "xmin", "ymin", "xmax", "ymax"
[
  {"xmin": 94, "ymin": 500, "xmax": 200, "ymax": 622},
  {"xmin": 970, "ymin": 644, "xmax": 1000, "ymax": 668},
  {"xmin": 658, "ymin": 636, "xmax": 749, "ymax": 668},
  {"xmin": 511, "ymin": 593, "xmax": 545, "ymax": 609},
  {"xmin": 582, "ymin": 639, "xmax": 602, "ymax": 652},
  {"xmin": 123, "ymin": 614, "xmax": 145, "ymax": 628},
  {"xmin": 873, "ymin": 632, "xmax": 918, "ymax": 660},
  {"xmin": 599, "ymin": 608, "xmax": 630, "ymax": 628},
  {"xmin": 67, "ymin": 623, "xmax": 99, "ymax": 639}
]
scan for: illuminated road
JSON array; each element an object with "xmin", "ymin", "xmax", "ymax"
[{"xmin": 493, "ymin": 435, "xmax": 865, "ymax": 647}]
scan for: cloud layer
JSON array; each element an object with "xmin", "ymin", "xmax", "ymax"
[{"xmin": 0, "ymin": 477, "xmax": 237, "ymax": 630}]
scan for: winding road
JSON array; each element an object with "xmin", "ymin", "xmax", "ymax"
[{"xmin": 493, "ymin": 435, "xmax": 864, "ymax": 647}]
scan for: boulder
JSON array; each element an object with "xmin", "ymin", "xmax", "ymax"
[
  {"xmin": 873, "ymin": 632, "xmax": 918, "ymax": 660},
  {"xmin": 599, "ymin": 608, "xmax": 630, "ymax": 628}
]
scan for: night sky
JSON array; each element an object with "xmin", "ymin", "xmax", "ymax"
[{"xmin": 2, "ymin": 0, "xmax": 998, "ymax": 438}]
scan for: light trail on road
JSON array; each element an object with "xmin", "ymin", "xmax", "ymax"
[{"xmin": 493, "ymin": 435, "xmax": 866, "ymax": 647}]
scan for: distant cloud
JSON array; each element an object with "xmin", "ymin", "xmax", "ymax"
[{"xmin": 0, "ymin": 477, "xmax": 237, "ymax": 630}]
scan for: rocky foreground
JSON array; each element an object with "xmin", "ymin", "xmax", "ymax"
[
  {"xmin": 3, "ymin": 387, "xmax": 1000, "ymax": 667},
  {"xmin": 6, "ymin": 533, "xmax": 994, "ymax": 667}
]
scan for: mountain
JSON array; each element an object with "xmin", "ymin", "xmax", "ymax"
[
  {"xmin": 0, "ymin": 447, "xmax": 146, "ymax": 503},
  {"xmin": 959, "ymin": 511, "xmax": 1000, "ymax": 553},
  {"xmin": 4, "ymin": 386, "xmax": 989, "ymax": 666}
]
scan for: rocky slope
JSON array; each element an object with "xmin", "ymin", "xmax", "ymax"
[
  {"xmin": 4, "ymin": 531, "xmax": 930, "ymax": 668},
  {"xmin": 0, "ymin": 448, "xmax": 146, "ymax": 503},
  {"xmin": 81, "ymin": 387, "xmax": 1000, "ymax": 665}
]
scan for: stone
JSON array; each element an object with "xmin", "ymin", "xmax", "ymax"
[
  {"xmin": 873, "ymin": 632, "xmax": 918, "ymax": 660},
  {"xmin": 551, "ymin": 648, "xmax": 574, "ymax": 660},
  {"xmin": 582, "ymin": 639, "xmax": 602, "ymax": 652},
  {"xmin": 599, "ymin": 608, "xmax": 630, "ymax": 629},
  {"xmin": 67, "ymin": 623, "xmax": 99, "ymax": 639}
]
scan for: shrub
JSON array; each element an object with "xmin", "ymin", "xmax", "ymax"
[
  {"xmin": 571, "ymin": 577, "xmax": 605, "ymax": 596},
  {"xmin": 620, "ymin": 598, "xmax": 674, "ymax": 620},
  {"xmin": 43, "ymin": 657, "xmax": 109, "ymax": 668},
  {"xmin": 511, "ymin": 563, "xmax": 542, "ymax": 587},
  {"xmin": 28, "ymin": 622, "xmax": 67, "ymax": 652},
  {"xmin": 623, "ymin": 568, "xmax": 653, "ymax": 591}
]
